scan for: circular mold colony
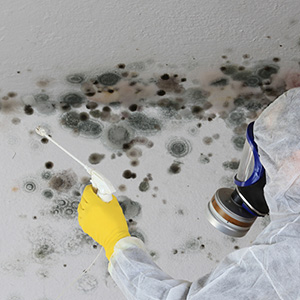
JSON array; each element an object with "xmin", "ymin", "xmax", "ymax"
[{"xmin": 166, "ymin": 137, "xmax": 191, "ymax": 158}]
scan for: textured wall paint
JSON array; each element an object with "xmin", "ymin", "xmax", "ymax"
[{"xmin": 0, "ymin": 1, "xmax": 300, "ymax": 299}]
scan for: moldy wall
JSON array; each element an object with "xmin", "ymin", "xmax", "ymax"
[{"xmin": 1, "ymin": 1, "xmax": 300, "ymax": 299}]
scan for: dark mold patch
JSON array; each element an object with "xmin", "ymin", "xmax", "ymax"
[
  {"xmin": 98, "ymin": 73, "xmax": 121, "ymax": 86},
  {"xmin": 79, "ymin": 112, "xmax": 89, "ymax": 121},
  {"xmin": 41, "ymin": 171, "xmax": 52, "ymax": 180},
  {"xmin": 24, "ymin": 105, "xmax": 34, "ymax": 115},
  {"xmin": 88, "ymin": 153, "xmax": 105, "ymax": 165},
  {"xmin": 122, "ymin": 170, "xmax": 136, "ymax": 179},
  {"xmin": 199, "ymin": 153, "xmax": 210, "ymax": 164},
  {"xmin": 89, "ymin": 109, "xmax": 101, "ymax": 118},
  {"xmin": 256, "ymin": 64, "xmax": 279, "ymax": 79},
  {"xmin": 226, "ymin": 109, "xmax": 246, "ymax": 127},
  {"xmin": 23, "ymin": 180, "xmax": 37, "ymax": 193},
  {"xmin": 49, "ymin": 170, "xmax": 77, "ymax": 192},
  {"xmin": 41, "ymin": 138, "xmax": 49, "ymax": 144},
  {"xmin": 232, "ymin": 136, "xmax": 245, "ymax": 151},
  {"xmin": 66, "ymin": 74, "xmax": 86, "ymax": 84},
  {"xmin": 45, "ymin": 161, "xmax": 54, "ymax": 169},
  {"xmin": 119, "ymin": 197, "xmax": 142, "ymax": 219},
  {"xmin": 86, "ymin": 101, "xmax": 98, "ymax": 110},
  {"xmin": 60, "ymin": 93, "xmax": 85, "ymax": 108},
  {"xmin": 128, "ymin": 113, "xmax": 161, "ymax": 133},
  {"xmin": 51, "ymin": 197, "xmax": 79, "ymax": 219},
  {"xmin": 78, "ymin": 120, "xmax": 103, "ymax": 137},
  {"xmin": 11, "ymin": 117, "xmax": 21, "ymax": 125},
  {"xmin": 105, "ymin": 124, "xmax": 133, "ymax": 148},
  {"xmin": 222, "ymin": 160, "xmax": 240, "ymax": 170},
  {"xmin": 42, "ymin": 189, "xmax": 54, "ymax": 199},
  {"xmin": 139, "ymin": 180, "xmax": 150, "ymax": 192},
  {"xmin": 156, "ymin": 74, "xmax": 184, "ymax": 94},
  {"xmin": 168, "ymin": 162, "xmax": 181, "ymax": 174},
  {"xmin": 220, "ymin": 64, "xmax": 239, "ymax": 75},
  {"xmin": 61, "ymin": 111, "xmax": 80, "ymax": 128},
  {"xmin": 203, "ymin": 137, "xmax": 213, "ymax": 145},
  {"xmin": 167, "ymin": 137, "xmax": 191, "ymax": 158},
  {"xmin": 34, "ymin": 244, "xmax": 55, "ymax": 260}
]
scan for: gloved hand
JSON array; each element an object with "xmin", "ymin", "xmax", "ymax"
[{"xmin": 78, "ymin": 185, "xmax": 130, "ymax": 260}]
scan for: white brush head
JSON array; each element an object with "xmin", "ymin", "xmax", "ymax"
[{"xmin": 35, "ymin": 126, "xmax": 48, "ymax": 137}]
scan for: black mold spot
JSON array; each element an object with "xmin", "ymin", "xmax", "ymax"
[
  {"xmin": 60, "ymin": 93, "xmax": 85, "ymax": 108},
  {"xmin": 45, "ymin": 161, "xmax": 54, "ymax": 169},
  {"xmin": 49, "ymin": 170, "xmax": 77, "ymax": 192},
  {"xmin": 119, "ymin": 197, "xmax": 142, "ymax": 219},
  {"xmin": 79, "ymin": 112, "xmax": 89, "ymax": 121},
  {"xmin": 88, "ymin": 153, "xmax": 105, "ymax": 164},
  {"xmin": 42, "ymin": 189, "xmax": 54, "ymax": 199},
  {"xmin": 41, "ymin": 137, "xmax": 49, "ymax": 144},
  {"xmin": 129, "ymin": 104, "xmax": 138, "ymax": 112},
  {"xmin": 169, "ymin": 162, "xmax": 181, "ymax": 174},
  {"xmin": 24, "ymin": 181, "xmax": 37, "ymax": 192},
  {"xmin": 118, "ymin": 63, "xmax": 126, "ymax": 69},
  {"xmin": 78, "ymin": 120, "xmax": 103, "ymax": 137},
  {"xmin": 157, "ymin": 90, "xmax": 166, "ymax": 96},
  {"xmin": 139, "ymin": 180, "xmax": 150, "ymax": 192},
  {"xmin": 66, "ymin": 74, "xmax": 86, "ymax": 84},
  {"xmin": 161, "ymin": 74, "xmax": 170, "ymax": 80},
  {"xmin": 128, "ymin": 113, "xmax": 161, "ymax": 132},
  {"xmin": 122, "ymin": 170, "xmax": 136, "ymax": 179},
  {"xmin": 24, "ymin": 105, "xmax": 34, "ymax": 115},
  {"xmin": 98, "ymin": 73, "xmax": 121, "ymax": 86},
  {"xmin": 167, "ymin": 137, "xmax": 191, "ymax": 158}
]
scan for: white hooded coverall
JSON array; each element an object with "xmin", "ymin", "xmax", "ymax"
[{"xmin": 108, "ymin": 88, "xmax": 300, "ymax": 300}]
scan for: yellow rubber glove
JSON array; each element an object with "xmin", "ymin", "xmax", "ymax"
[{"xmin": 78, "ymin": 185, "xmax": 130, "ymax": 260}]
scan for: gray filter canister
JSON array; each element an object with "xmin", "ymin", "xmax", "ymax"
[{"xmin": 206, "ymin": 188, "xmax": 257, "ymax": 237}]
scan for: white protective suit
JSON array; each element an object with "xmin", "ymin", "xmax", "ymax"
[{"xmin": 108, "ymin": 88, "xmax": 300, "ymax": 300}]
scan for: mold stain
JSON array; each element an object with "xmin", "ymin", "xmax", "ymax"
[{"xmin": 48, "ymin": 169, "xmax": 77, "ymax": 193}]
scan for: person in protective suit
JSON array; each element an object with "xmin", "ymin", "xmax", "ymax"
[{"xmin": 78, "ymin": 88, "xmax": 300, "ymax": 300}]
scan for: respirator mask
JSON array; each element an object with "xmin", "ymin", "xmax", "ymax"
[{"xmin": 206, "ymin": 122, "xmax": 269, "ymax": 237}]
